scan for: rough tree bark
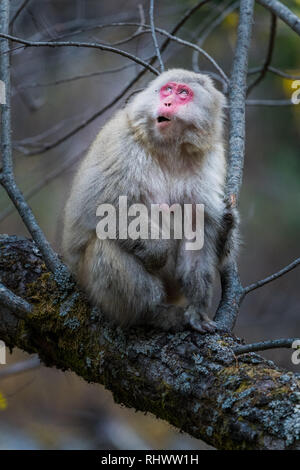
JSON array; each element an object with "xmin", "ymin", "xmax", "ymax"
[{"xmin": 1, "ymin": 235, "xmax": 300, "ymax": 451}]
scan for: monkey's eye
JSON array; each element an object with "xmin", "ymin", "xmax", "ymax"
[
  {"xmin": 178, "ymin": 89, "xmax": 189, "ymax": 96},
  {"xmin": 166, "ymin": 86, "xmax": 172, "ymax": 92}
]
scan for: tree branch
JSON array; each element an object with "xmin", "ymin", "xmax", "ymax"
[
  {"xmin": 1, "ymin": 235, "xmax": 300, "ymax": 450},
  {"xmin": 233, "ymin": 338, "xmax": 300, "ymax": 355},
  {"xmin": 0, "ymin": 281, "xmax": 32, "ymax": 318},
  {"xmin": 0, "ymin": 356, "xmax": 40, "ymax": 379},
  {"xmin": 149, "ymin": 0, "xmax": 164, "ymax": 73},
  {"xmin": 244, "ymin": 256, "xmax": 300, "ymax": 295},
  {"xmin": 0, "ymin": 0, "xmax": 69, "ymax": 281},
  {"xmin": 257, "ymin": 0, "xmax": 300, "ymax": 36},
  {"xmin": 214, "ymin": 0, "xmax": 255, "ymax": 330},
  {"xmin": 246, "ymin": 99, "xmax": 294, "ymax": 106},
  {"xmin": 249, "ymin": 66, "xmax": 300, "ymax": 81},
  {"xmin": 0, "ymin": 32, "xmax": 159, "ymax": 76},
  {"xmin": 90, "ymin": 23, "xmax": 229, "ymax": 82}
]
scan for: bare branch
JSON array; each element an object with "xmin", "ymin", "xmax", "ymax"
[
  {"xmin": 109, "ymin": 23, "xmax": 229, "ymax": 82},
  {"xmin": 249, "ymin": 66, "xmax": 300, "ymax": 80},
  {"xmin": 0, "ymin": 282, "xmax": 32, "ymax": 318},
  {"xmin": 214, "ymin": 0, "xmax": 255, "ymax": 331},
  {"xmin": 244, "ymin": 257, "xmax": 300, "ymax": 295},
  {"xmin": 0, "ymin": 356, "xmax": 40, "ymax": 379},
  {"xmin": 257, "ymin": 0, "xmax": 300, "ymax": 36},
  {"xmin": 246, "ymin": 99, "xmax": 295, "ymax": 106},
  {"xmin": 233, "ymin": 338, "xmax": 300, "ymax": 355},
  {"xmin": 0, "ymin": 32, "xmax": 159, "ymax": 76},
  {"xmin": 153, "ymin": 25, "xmax": 229, "ymax": 83},
  {"xmin": 149, "ymin": 0, "xmax": 164, "ymax": 73},
  {"xmin": 247, "ymin": 13, "xmax": 277, "ymax": 96},
  {"xmin": 0, "ymin": 0, "xmax": 69, "ymax": 280}
]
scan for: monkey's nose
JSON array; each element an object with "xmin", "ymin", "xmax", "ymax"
[{"xmin": 164, "ymin": 102, "xmax": 172, "ymax": 107}]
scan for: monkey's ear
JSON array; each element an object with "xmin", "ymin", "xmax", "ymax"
[{"xmin": 198, "ymin": 74, "xmax": 227, "ymax": 109}]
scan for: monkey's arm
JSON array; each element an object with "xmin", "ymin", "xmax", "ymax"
[{"xmin": 217, "ymin": 203, "xmax": 240, "ymax": 268}]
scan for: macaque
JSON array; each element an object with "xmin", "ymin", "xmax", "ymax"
[{"xmin": 62, "ymin": 69, "xmax": 238, "ymax": 332}]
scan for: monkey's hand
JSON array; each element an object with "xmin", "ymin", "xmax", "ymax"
[
  {"xmin": 217, "ymin": 203, "xmax": 240, "ymax": 265},
  {"xmin": 184, "ymin": 305, "xmax": 217, "ymax": 334}
]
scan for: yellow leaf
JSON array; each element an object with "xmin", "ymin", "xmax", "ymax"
[
  {"xmin": 223, "ymin": 12, "xmax": 239, "ymax": 28},
  {"xmin": 0, "ymin": 392, "xmax": 7, "ymax": 410}
]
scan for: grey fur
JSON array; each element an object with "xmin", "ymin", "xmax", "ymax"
[{"xmin": 62, "ymin": 69, "xmax": 238, "ymax": 332}]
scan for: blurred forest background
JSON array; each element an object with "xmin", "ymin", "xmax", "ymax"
[{"xmin": 0, "ymin": 0, "xmax": 299, "ymax": 450}]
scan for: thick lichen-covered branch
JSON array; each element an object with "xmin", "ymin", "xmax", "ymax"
[{"xmin": 1, "ymin": 235, "xmax": 300, "ymax": 450}]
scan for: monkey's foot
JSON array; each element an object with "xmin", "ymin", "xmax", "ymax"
[{"xmin": 184, "ymin": 306, "xmax": 217, "ymax": 334}]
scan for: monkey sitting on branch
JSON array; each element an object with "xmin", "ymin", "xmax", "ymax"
[{"xmin": 63, "ymin": 69, "xmax": 238, "ymax": 333}]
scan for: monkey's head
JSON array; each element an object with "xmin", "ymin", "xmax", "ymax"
[{"xmin": 127, "ymin": 68, "xmax": 226, "ymax": 151}]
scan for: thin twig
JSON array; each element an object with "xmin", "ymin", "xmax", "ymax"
[
  {"xmin": 0, "ymin": 32, "xmax": 159, "ymax": 76},
  {"xmin": 247, "ymin": 13, "xmax": 277, "ymax": 96},
  {"xmin": 246, "ymin": 99, "xmax": 294, "ymax": 106},
  {"xmin": 0, "ymin": 282, "xmax": 32, "ymax": 318},
  {"xmin": 149, "ymin": 0, "xmax": 164, "ymax": 73},
  {"xmin": 0, "ymin": 356, "xmax": 41, "ymax": 379},
  {"xmin": 233, "ymin": 338, "xmax": 300, "ymax": 355},
  {"xmin": 90, "ymin": 22, "xmax": 229, "ymax": 83},
  {"xmin": 249, "ymin": 66, "xmax": 300, "ymax": 80},
  {"xmin": 153, "ymin": 26, "xmax": 228, "ymax": 83},
  {"xmin": 244, "ymin": 257, "xmax": 300, "ymax": 295}
]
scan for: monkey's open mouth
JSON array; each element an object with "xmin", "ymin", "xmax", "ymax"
[{"xmin": 157, "ymin": 116, "xmax": 171, "ymax": 123}]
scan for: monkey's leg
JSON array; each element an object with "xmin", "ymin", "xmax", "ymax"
[
  {"xmin": 79, "ymin": 238, "xmax": 210, "ymax": 332},
  {"xmin": 78, "ymin": 237, "xmax": 167, "ymax": 327},
  {"xmin": 176, "ymin": 243, "xmax": 217, "ymax": 333}
]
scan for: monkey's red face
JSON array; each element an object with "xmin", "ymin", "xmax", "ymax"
[
  {"xmin": 156, "ymin": 82, "xmax": 194, "ymax": 129},
  {"xmin": 128, "ymin": 70, "xmax": 226, "ymax": 147}
]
